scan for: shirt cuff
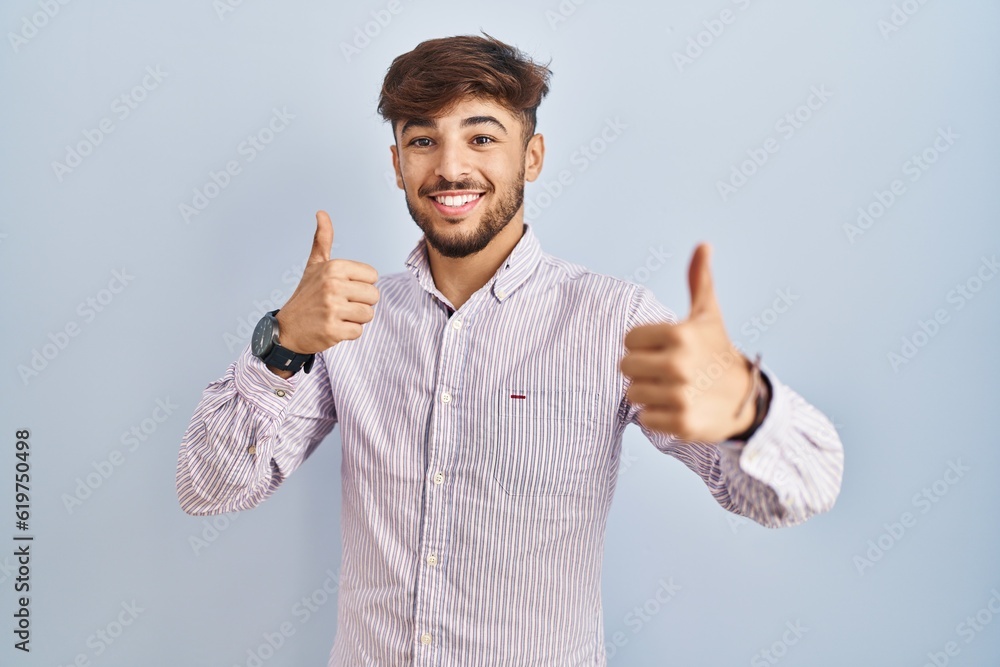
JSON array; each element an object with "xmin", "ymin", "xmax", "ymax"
[
  {"xmin": 717, "ymin": 365, "xmax": 790, "ymax": 489},
  {"xmin": 232, "ymin": 343, "xmax": 303, "ymax": 420}
]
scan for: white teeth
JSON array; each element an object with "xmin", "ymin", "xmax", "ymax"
[{"xmin": 434, "ymin": 193, "xmax": 481, "ymax": 207}]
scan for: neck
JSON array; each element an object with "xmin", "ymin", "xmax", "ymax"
[{"xmin": 427, "ymin": 219, "xmax": 525, "ymax": 311}]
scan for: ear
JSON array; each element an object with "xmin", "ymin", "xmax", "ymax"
[
  {"xmin": 390, "ymin": 144, "xmax": 404, "ymax": 190},
  {"xmin": 524, "ymin": 133, "xmax": 545, "ymax": 183}
]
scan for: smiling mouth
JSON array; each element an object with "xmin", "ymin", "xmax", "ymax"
[{"xmin": 428, "ymin": 192, "xmax": 484, "ymax": 217}]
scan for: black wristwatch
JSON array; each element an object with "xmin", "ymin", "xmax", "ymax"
[{"xmin": 251, "ymin": 310, "xmax": 315, "ymax": 374}]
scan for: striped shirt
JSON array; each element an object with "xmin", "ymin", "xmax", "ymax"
[{"xmin": 176, "ymin": 222, "xmax": 844, "ymax": 666}]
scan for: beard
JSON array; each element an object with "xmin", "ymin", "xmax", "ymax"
[{"xmin": 404, "ymin": 161, "xmax": 525, "ymax": 259}]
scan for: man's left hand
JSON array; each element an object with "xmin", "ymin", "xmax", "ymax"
[{"xmin": 619, "ymin": 243, "xmax": 756, "ymax": 443}]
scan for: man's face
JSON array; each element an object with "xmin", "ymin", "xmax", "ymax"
[{"xmin": 390, "ymin": 96, "xmax": 544, "ymax": 259}]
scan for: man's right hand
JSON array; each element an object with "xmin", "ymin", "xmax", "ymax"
[{"xmin": 267, "ymin": 211, "xmax": 380, "ymax": 377}]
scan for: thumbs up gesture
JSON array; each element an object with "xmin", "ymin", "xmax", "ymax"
[
  {"xmin": 274, "ymin": 211, "xmax": 380, "ymax": 355},
  {"xmin": 618, "ymin": 243, "xmax": 756, "ymax": 443}
]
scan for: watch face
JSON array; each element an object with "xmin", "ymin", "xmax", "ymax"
[{"xmin": 251, "ymin": 315, "xmax": 275, "ymax": 357}]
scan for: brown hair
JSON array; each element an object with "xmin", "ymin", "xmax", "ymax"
[{"xmin": 377, "ymin": 32, "xmax": 553, "ymax": 149}]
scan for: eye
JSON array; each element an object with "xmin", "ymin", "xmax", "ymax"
[
  {"xmin": 409, "ymin": 137, "xmax": 432, "ymax": 147},
  {"xmin": 472, "ymin": 136, "xmax": 495, "ymax": 145}
]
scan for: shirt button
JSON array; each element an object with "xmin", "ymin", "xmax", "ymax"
[
  {"xmin": 427, "ymin": 553, "xmax": 438, "ymax": 566},
  {"xmin": 433, "ymin": 472, "xmax": 445, "ymax": 485},
  {"xmin": 441, "ymin": 391, "xmax": 451, "ymax": 403},
  {"xmin": 274, "ymin": 389, "xmax": 286, "ymax": 398},
  {"xmin": 452, "ymin": 318, "xmax": 463, "ymax": 330},
  {"xmin": 420, "ymin": 632, "xmax": 432, "ymax": 645},
  {"xmin": 496, "ymin": 289, "xmax": 506, "ymax": 299},
  {"xmin": 247, "ymin": 445, "xmax": 257, "ymax": 455}
]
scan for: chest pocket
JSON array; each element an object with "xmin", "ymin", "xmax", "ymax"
[{"xmin": 492, "ymin": 385, "xmax": 605, "ymax": 497}]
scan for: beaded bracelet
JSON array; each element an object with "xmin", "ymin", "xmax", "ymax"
[
  {"xmin": 729, "ymin": 352, "xmax": 768, "ymax": 441},
  {"xmin": 735, "ymin": 352, "xmax": 762, "ymax": 420}
]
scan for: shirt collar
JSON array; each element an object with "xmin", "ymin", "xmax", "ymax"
[{"xmin": 404, "ymin": 222, "xmax": 543, "ymax": 305}]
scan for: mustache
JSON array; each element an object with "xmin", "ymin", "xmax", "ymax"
[{"xmin": 419, "ymin": 182, "xmax": 490, "ymax": 196}]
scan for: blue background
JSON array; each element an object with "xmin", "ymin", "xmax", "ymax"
[{"xmin": 2, "ymin": 1, "xmax": 998, "ymax": 665}]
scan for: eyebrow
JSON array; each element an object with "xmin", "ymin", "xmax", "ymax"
[{"xmin": 400, "ymin": 115, "xmax": 509, "ymax": 138}]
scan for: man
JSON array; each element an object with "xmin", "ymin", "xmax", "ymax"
[{"xmin": 176, "ymin": 32, "xmax": 844, "ymax": 666}]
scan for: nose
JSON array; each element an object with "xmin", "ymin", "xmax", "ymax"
[{"xmin": 433, "ymin": 137, "xmax": 472, "ymax": 183}]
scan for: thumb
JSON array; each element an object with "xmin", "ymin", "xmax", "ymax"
[
  {"xmin": 687, "ymin": 242, "xmax": 720, "ymax": 319},
  {"xmin": 308, "ymin": 210, "xmax": 334, "ymax": 264}
]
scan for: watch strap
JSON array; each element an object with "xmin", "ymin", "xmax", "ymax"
[
  {"xmin": 261, "ymin": 309, "xmax": 314, "ymax": 374},
  {"xmin": 261, "ymin": 343, "xmax": 315, "ymax": 374}
]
